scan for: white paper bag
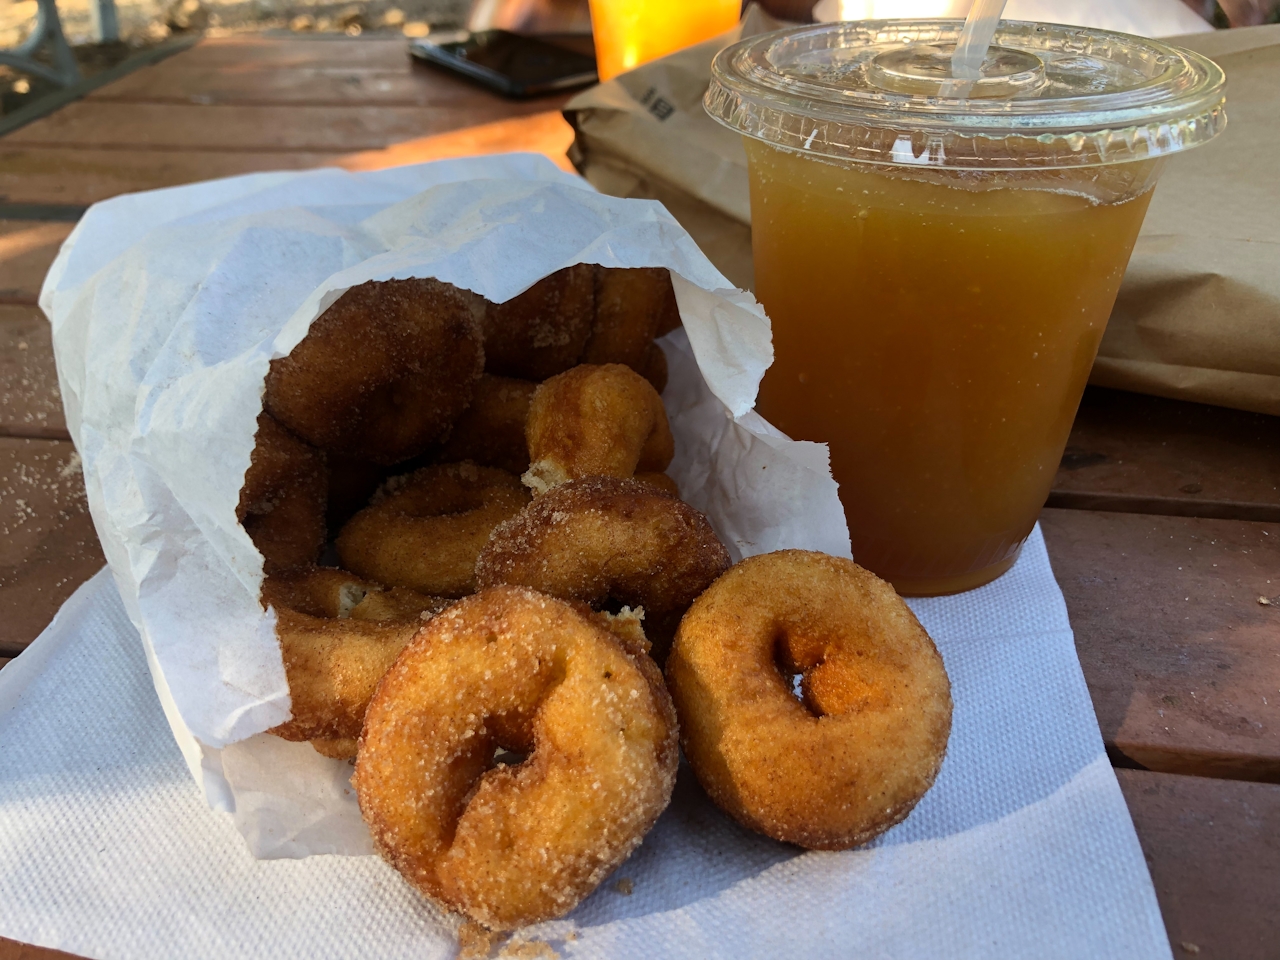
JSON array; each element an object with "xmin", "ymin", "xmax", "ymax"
[{"xmin": 39, "ymin": 153, "xmax": 848, "ymax": 856}]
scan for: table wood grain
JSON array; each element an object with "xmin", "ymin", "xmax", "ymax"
[
  {"xmin": 0, "ymin": 438, "xmax": 103, "ymax": 657},
  {"xmin": 0, "ymin": 939, "xmax": 81, "ymax": 959},
  {"xmin": 1050, "ymin": 387, "xmax": 1280, "ymax": 523},
  {"xmin": 0, "ymin": 222, "xmax": 72, "ymax": 307},
  {"xmin": 1043, "ymin": 508, "xmax": 1280, "ymax": 783},
  {"xmin": 0, "ymin": 35, "xmax": 576, "ymax": 208},
  {"xmin": 1117, "ymin": 769, "xmax": 1280, "ymax": 960},
  {"xmin": 0, "ymin": 305, "xmax": 65, "ymax": 441}
]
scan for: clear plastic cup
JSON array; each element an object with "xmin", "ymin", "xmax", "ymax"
[{"xmin": 705, "ymin": 20, "xmax": 1226, "ymax": 595}]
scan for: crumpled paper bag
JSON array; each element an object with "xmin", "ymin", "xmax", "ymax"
[
  {"xmin": 566, "ymin": 18, "xmax": 1280, "ymax": 415},
  {"xmin": 1091, "ymin": 25, "xmax": 1280, "ymax": 416},
  {"xmin": 39, "ymin": 151, "xmax": 848, "ymax": 856}
]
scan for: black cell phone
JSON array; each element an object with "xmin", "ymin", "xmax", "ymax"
[{"xmin": 409, "ymin": 30, "xmax": 598, "ymax": 99}]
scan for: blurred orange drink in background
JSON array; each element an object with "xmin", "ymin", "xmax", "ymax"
[{"xmin": 588, "ymin": 0, "xmax": 741, "ymax": 80}]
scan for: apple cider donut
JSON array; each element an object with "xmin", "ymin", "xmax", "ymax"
[
  {"xmin": 263, "ymin": 566, "xmax": 450, "ymax": 750},
  {"xmin": 523, "ymin": 363, "xmax": 674, "ymax": 494},
  {"xmin": 581, "ymin": 267, "xmax": 678, "ymax": 371},
  {"xmin": 237, "ymin": 413, "xmax": 327, "ymax": 574},
  {"xmin": 434, "ymin": 374, "xmax": 537, "ymax": 475},
  {"xmin": 474, "ymin": 476, "xmax": 730, "ymax": 662},
  {"xmin": 336, "ymin": 462, "xmax": 530, "ymax": 597},
  {"xmin": 480, "ymin": 264, "xmax": 595, "ymax": 381},
  {"xmin": 639, "ymin": 341, "xmax": 668, "ymax": 394},
  {"xmin": 264, "ymin": 278, "xmax": 483, "ymax": 465},
  {"xmin": 354, "ymin": 586, "xmax": 678, "ymax": 930},
  {"xmin": 666, "ymin": 550, "xmax": 953, "ymax": 851}
]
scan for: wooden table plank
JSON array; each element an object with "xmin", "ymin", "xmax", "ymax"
[
  {"xmin": 88, "ymin": 51, "xmax": 542, "ymax": 108},
  {"xmin": 1042, "ymin": 507, "xmax": 1280, "ymax": 783},
  {"xmin": 1052, "ymin": 387, "xmax": 1280, "ymax": 522},
  {"xmin": 166, "ymin": 35, "xmax": 416, "ymax": 69},
  {"xmin": 0, "ymin": 438, "xmax": 102, "ymax": 657},
  {"xmin": 0, "ymin": 145, "xmax": 352, "ymax": 205},
  {"xmin": 91, "ymin": 64, "xmax": 472, "ymax": 107},
  {"xmin": 0, "ymin": 304, "xmax": 66, "ymax": 440},
  {"xmin": 0, "ymin": 112, "xmax": 575, "ymax": 207},
  {"xmin": 1118, "ymin": 768, "xmax": 1280, "ymax": 960},
  {"xmin": 0, "ymin": 221, "xmax": 71, "ymax": 306},
  {"xmin": 0, "ymin": 36, "xmax": 576, "ymax": 208},
  {"xmin": 7, "ymin": 99, "xmax": 564, "ymax": 154},
  {"xmin": 0, "ymin": 939, "xmax": 82, "ymax": 959},
  {"xmin": 8, "ymin": 102, "xmax": 491, "ymax": 153}
]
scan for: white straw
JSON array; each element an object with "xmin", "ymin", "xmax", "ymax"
[{"xmin": 951, "ymin": 0, "xmax": 1007, "ymax": 80}]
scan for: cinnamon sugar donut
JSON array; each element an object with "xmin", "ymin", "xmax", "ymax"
[
  {"xmin": 523, "ymin": 364, "xmax": 674, "ymax": 494},
  {"xmin": 264, "ymin": 278, "xmax": 483, "ymax": 465},
  {"xmin": 581, "ymin": 267, "xmax": 679, "ymax": 370},
  {"xmin": 336, "ymin": 462, "xmax": 529, "ymax": 597},
  {"xmin": 475, "ymin": 476, "xmax": 729, "ymax": 661},
  {"xmin": 480, "ymin": 265, "xmax": 595, "ymax": 381},
  {"xmin": 434, "ymin": 374, "xmax": 537, "ymax": 475},
  {"xmin": 639, "ymin": 341, "xmax": 668, "ymax": 394},
  {"xmin": 237, "ymin": 413, "xmax": 327, "ymax": 573},
  {"xmin": 666, "ymin": 551, "xmax": 953, "ymax": 850},
  {"xmin": 354, "ymin": 586, "xmax": 678, "ymax": 930},
  {"xmin": 263, "ymin": 566, "xmax": 449, "ymax": 749}
]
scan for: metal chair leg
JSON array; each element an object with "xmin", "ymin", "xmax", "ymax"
[
  {"xmin": 0, "ymin": 0, "xmax": 83, "ymax": 88},
  {"xmin": 91, "ymin": 0, "xmax": 119, "ymax": 44}
]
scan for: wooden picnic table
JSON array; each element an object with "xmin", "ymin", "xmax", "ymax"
[{"xmin": 0, "ymin": 31, "xmax": 1277, "ymax": 960}]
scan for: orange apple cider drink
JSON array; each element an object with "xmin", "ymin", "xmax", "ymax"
[
  {"xmin": 588, "ymin": 0, "xmax": 741, "ymax": 81},
  {"xmin": 707, "ymin": 21, "xmax": 1226, "ymax": 594}
]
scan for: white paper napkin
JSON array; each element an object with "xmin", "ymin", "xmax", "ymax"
[{"xmin": 0, "ymin": 527, "xmax": 1172, "ymax": 960}]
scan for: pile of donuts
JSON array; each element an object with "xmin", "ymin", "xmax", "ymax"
[{"xmin": 237, "ymin": 266, "xmax": 953, "ymax": 934}]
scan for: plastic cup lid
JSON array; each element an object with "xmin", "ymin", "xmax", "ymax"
[{"xmin": 705, "ymin": 20, "xmax": 1227, "ymax": 169}]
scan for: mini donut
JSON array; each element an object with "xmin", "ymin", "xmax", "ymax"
[
  {"xmin": 336, "ymin": 462, "xmax": 530, "ymax": 597},
  {"xmin": 264, "ymin": 278, "xmax": 484, "ymax": 465},
  {"xmin": 523, "ymin": 364, "xmax": 674, "ymax": 494},
  {"xmin": 475, "ymin": 476, "xmax": 729, "ymax": 662},
  {"xmin": 634, "ymin": 470, "xmax": 679, "ymax": 497},
  {"xmin": 666, "ymin": 550, "xmax": 953, "ymax": 851},
  {"xmin": 639, "ymin": 341, "xmax": 668, "ymax": 394},
  {"xmin": 326, "ymin": 454, "xmax": 389, "ymax": 532},
  {"xmin": 480, "ymin": 265, "xmax": 595, "ymax": 381},
  {"xmin": 354, "ymin": 586, "xmax": 678, "ymax": 930},
  {"xmin": 311, "ymin": 737, "xmax": 360, "ymax": 760},
  {"xmin": 434, "ymin": 374, "xmax": 537, "ymax": 475},
  {"xmin": 237, "ymin": 413, "xmax": 327, "ymax": 573},
  {"xmin": 264, "ymin": 566, "xmax": 450, "ymax": 748},
  {"xmin": 581, "ymin": 267, "xmax": 676, "ymax": 370}
]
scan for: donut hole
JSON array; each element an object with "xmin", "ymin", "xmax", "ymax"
[
  {"xmin": 335, "ymin": 582, "xmax": 368, "ymax": 618},
  {"xmin": 771, "ymin": 629, "xmax": 823, "ymax": 718},
  {"xmin": 772, "ymin": 625, "xmax": 902, "ymax": 718},
  {"xmin": 771, "ymin": 626, "xmax": 896, "ymax": 719},
  {"xmin": 491, "ymin": 746, "xmax": 529, "ymax": 768},
  {"xmin": 453, "ymin": 704, "xmax": 549, "ymax": 820}
]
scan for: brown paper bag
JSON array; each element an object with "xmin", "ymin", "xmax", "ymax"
[
  {"xmin": 566, "ymin": 20, "xmax": 1280, "ymax": 416},
  {"xmin": 1092, "ymin": 25, "xmax": 1280, "ymax": 416}
]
